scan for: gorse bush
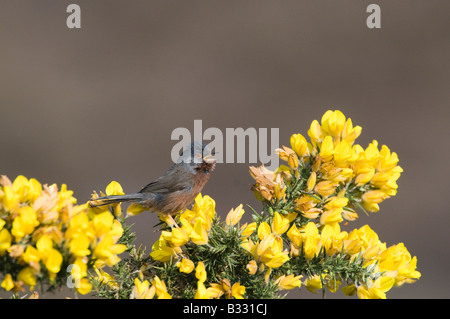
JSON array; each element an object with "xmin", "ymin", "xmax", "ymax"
[
  {"xmin": 0, "ymin": 110, "xmax": 420, "ymax": 299},
  {"xmin": 0, "ymin": 177, "xmax": 126, "ymax": 295}
]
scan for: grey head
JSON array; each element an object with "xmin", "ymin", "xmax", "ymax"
[{"xmin": 177, "ymin": 141, "xmax": 215, "ymax": 167}]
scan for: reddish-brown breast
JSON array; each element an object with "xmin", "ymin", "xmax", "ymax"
[{"xmin": 160, "ymin": 161, "xmax": 215, "ymax": 216}]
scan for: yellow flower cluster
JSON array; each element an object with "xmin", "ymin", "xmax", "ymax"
[
  {"xmin": 193, "ymin": 261, "xmax": 246, "ymax": 299},
  {"xmin": 130, "ymin": 275, "xmax": 171, "ymax": 299},
  {"xmin": 226, "ymin": 209, "xmax": 302, "ymax": 292},
  {"xmin": 150, "ymin": 194, "xmax": 215, "ymax": 262},
  {"xmin": 305, "ymin": 110, "xmax": 401, "ymax": 216},
  {"xmin": 251, "ymin": 110, "xmax": 403, "ymax": 228},
  {"xmin": 0, "ymin": 176, "xmax": 126, "ymax": 295},
  {"xmin": 248, "ymin": 110, "xmax": 420, "ymax": 298},
  {"xmin": 140, "ymin": 193, "xmax": 250, "ymax": 299},
  {"xmin": 243, "ymin": 212, "xmax": 291, "ymax": 273},
  {"xmin": 290, "ymin": 222, "xmax": 420, "ymax": 297},
  {"xmin": 236, "ymin": 206, "xmax": 419, "ymax": 298},
  {"xmin": 240, "ymin": 206, "xmax": 413, "ymax": 297}
]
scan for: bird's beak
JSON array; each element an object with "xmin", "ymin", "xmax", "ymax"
[{"xmin": 203, "ymin": 154, "xmax": 216, "ymax": 163}]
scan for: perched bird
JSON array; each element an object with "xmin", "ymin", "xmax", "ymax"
[{"xmin": 89, "ymin": 141, "xmax": 216, "ymax": 226}]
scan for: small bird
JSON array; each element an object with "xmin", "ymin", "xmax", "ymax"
[{"xmin": 89, "ymin": 141, "xmax": 216, "ymax": 226}]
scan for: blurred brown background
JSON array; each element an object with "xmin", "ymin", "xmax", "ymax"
[{"xmin": 1, "ymin": 0, "xmax": 449, "ymax": 299}]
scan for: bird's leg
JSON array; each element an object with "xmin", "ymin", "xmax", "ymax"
[{"xmin": 168, "ymin": 214, "xmax": 180, "ymax": 229}]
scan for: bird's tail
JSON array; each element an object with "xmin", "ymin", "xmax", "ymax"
[{"xmin": 89, "ymin": 193, "xmax": 144, "ymax": 207}]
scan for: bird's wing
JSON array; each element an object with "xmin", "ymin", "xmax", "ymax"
[{"xmin": 139, "ymin": 164, "xmax": 193, "ymax": 194}]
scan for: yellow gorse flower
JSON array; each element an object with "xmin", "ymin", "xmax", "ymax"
[
  {"xmin": 17, "ymin": 267, "xmax": 37, "ymax": 290},
  {"xmin": 357, "ymin": 276, "xmax": 395, "ymax": 299},
  {"xmin": 162, "ymin": 227, "xmax": 190, "ymax": 247},
  {"xmin": 190, "ymin": 219, "xmax": 209, "ymax": 245},
  {"xmin": 149, "ymin": 236, "xmax": 182, "ymax": 262},
  {"xmin": 251, "ymin": 232, "xmax": 290, "ymax": 270},
  {"xmin": 152, "ymin": 275, "xmax": 172, "ymax": 299},
  {"xmin": 246, "ymin": 260, "xmax": 258, "ymax": 275},
  {"xmin": 0, "ymin": 228, "xmax": 12, "ymax": 256},
  {"xmin": 95, "ymin": 267, "xmax": 119, "ymax": 290},
  {"xmin": 230, "ymin": 282, "xmax": 246, "ymax": 299},
  {"xmin": 226, "ymin": 204, "xmax": 245, "ymax": 227},
  {"xmin": 194, "ymin": 280, "xmax": 210, "ymax": 299},
  {"xmin": 205, "ymin": 279, "xmax": 246, "ymax": 299},
  {"xmin": 195, "ymin": 261, "xmax": 207, "ymax": 283},
  {"xmin": 304, "ymin": 274, "xmax": 323, "ymax": 294},
  {"xmin": 306, "ymin": 171, "xmax": 316, "ymax": 192},
  {"xmin": 290, "ymin": 134, "xmax": 310, "ymax": 157},
  {"xmin": 249, "ymin": 165, "xmax": 286, "ymax": 203},
  {"xmin": 11, "ymin": 207, "xmax": 39, "ymax": 241},
  {"xmin": 1, "ymin": 274, "xmax": 14, "ymax": 291},
  {"xmin": 177, "ymin": 258, "xmax": 195, "ymax": 274},
  {"xmin": 77, "ymin": 278, "xmax": 93, "ymax": 295},
  {"xmin": 378, "ymin": 243, "xmax": 421, "ymax": 286},
  {"xmin": 240, "ymin": 222, "xmax": 257, "ymax": 238},
  {"xmin": 193, "ymin": 262, "xmax": 216, "ymax": 299},
  {"xmin": 130, "ymin": 276, "xmax": 171, "ymax": 299},
  {"xmin": 271, "ymin": 212, "xmax": 290, "ymax": 236},
  {"xmin": 275, "ymin": 274, "xmax": 302, "ymax": 290},
  {"xmin": 302, "ymin": 222, "xmax": 321, "ymax": 260},
  {"xmin": 130, "ymin": 277, "xmax": 155, "ymax": 299}
]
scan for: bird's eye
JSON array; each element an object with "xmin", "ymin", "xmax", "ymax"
[{"xmin": 195, "ymin": 153, "xmax": 202, "ymax": 159}]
